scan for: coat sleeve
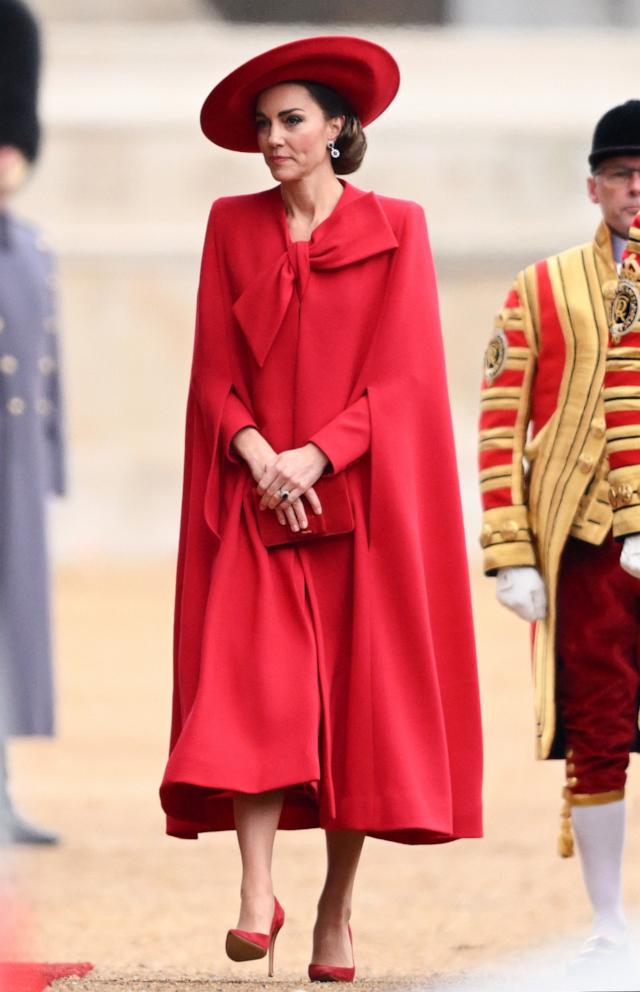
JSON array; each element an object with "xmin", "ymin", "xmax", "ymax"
[
  {"xmin": 477, "ymin": 277, "xmax": 537, "ymax": 575},
  {"xmin": 604, "ymin": 213, "xmax": 640, "ymax": 537},
  {"xmin": 42, "ymin": 252, "xmax": 66, "ymax": 497},
  {"xmin": 219, "ymin": 388, "xmax": 258, "ymax": 463},
  {"xmin": 309, "ymin": 393, "xmax": 370, "ymax": 474},
  {"xmin": 172, "ymin": 383, "xmax": 218, "ymax": 736},
  {"xmin": 349, "ymin": 200, "xmax": 482, "ymax": 836},
  {"xmin": 171, "ymin": 202, "xmax": 236, "ymax": 742}
]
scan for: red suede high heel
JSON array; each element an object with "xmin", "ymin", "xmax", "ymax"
[
  {"xmin": 308, "ymin": 924, "xmax": 356, "ymax": 983},
  {"xmin": 225, "ymin": 897, "xmax": 285, "ymax": 978}
]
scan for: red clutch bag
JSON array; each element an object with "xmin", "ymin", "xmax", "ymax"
[{"xmin": 252, "ymin": 473, "xmax": 355, "ymax": 548}]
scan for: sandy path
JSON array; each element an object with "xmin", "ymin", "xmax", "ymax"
[{"xmin": 3, "ymin": 562, "xmax": 640, "ymax": 989}]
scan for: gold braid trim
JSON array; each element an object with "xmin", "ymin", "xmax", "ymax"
[
  {"xmin": 531, "ymin": 242, "xmax": 612, "ymax": 759},
  {"xmin": 558, "ymin": 786, "xmax": 574, "ymax": 859},
  {"xmin": 557, "ymin": 788, "xmax": 625, "ymax": 859},
  {"xmin": 569, "ymin": 789, "xmax": 625, "ymax": 807}
]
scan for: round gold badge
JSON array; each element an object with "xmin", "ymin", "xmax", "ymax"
[
  {"xmin": 611, "ymin": 278, "xmax": 640, "ymax": 343},
  {"xmin": 484, "ymin": 329, "xmax": 507, "ymax": 382}
]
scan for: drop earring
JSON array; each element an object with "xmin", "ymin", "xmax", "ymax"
[{"xmin": 327, "ymin": 140, "xmax": 340, "ymax": 160}]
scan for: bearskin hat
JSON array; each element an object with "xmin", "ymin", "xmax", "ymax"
[{"xmin": 0, "ymin": 0, "xmax": 41, "ymax": 161}]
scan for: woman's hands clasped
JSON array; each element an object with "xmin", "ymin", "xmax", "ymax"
[
  {"xmin": 232, "ymin": 428, "xmax": 329, "ymax": 533},
  {"xmin": 257, "ymin": 443, "xmax": 328, "ymax": 532}
]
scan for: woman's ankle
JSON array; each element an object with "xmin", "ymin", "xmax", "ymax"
[
  {"xmin": 240, "ymin": 881, "xmax": 274, "ymax": 904},
  {"xmin": 315, "ymin": 898, "xmax": 351, "ymax": 927}
]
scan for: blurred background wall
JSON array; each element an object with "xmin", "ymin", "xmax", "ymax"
[{"xmin": 16, "ymin": 0, "xmax": 640, "ymax": 563}]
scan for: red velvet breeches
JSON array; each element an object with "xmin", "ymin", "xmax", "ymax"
[{"xmin": 557, "ymin": 535, "xmax": 640, "ymax": 797}]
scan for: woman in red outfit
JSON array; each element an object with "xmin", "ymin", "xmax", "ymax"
[{"xmin": 160, "ymin": 36, "xmax": 483, "ymax": 980}]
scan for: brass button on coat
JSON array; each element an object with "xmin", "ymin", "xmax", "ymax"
[
  {"xmin": 500, "ymin": 520, "xmax": 519, "ymax": 540},
  {"xmin": 590, "ymin": 418, "xmax": 606, "ymax": 439},
  {"xmin": 38, "ymin": 356, "xmax": 55, "ymax": 375},
  {"xmin": 610, "ymin": 484, "xmax": 634, "ymax": 507},
  {"xmin": 480, "ymin": 523, "xmax": 493, "ymax": 548},
  {"xmin": 0, "ymin": 354, "xmax": 18, "ymax": 374},
  {"xmin": 7, "ymin": 396, "xmax": 26, "ymax": 415},
  {"xmin": 578, "ymin": 454, "xmax": 594, "ymax": 474}
]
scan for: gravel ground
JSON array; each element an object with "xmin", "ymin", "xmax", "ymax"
[
  {"xmin": 4, "ymin": 564, "xmax": 640, "ymax": 991},
  {"xmin": 52, "ymin": 978, "xmax": 443, "ymax": 991}
]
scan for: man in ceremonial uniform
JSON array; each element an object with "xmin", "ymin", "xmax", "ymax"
[
  {"xmin": 478, "ymin": 101, "xmax": 640, "ymax": 980},
  {"xmin": 0, "ymin": 0, "xmax": 66, "ymax": 844}
]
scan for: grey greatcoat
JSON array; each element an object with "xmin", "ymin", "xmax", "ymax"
[{"xmin": 0, "ymin": 211, "xmax": 65, "ymax": 738}]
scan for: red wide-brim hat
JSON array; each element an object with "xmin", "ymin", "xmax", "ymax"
[{"xmin": 200, "ymin": 35, "xmax": 400, "ymax": 152}]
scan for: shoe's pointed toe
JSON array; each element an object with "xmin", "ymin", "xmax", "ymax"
[
  {"xmin": 308, "ymin": 963, "xmax": 356, "ymax": 983},
  {"xmin": 308, "ymin": 924, "xmax": 355, "ymax": 982}
]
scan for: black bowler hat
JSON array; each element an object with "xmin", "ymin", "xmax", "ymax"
[
  {"xmin": 589, "ymin": 100, "xmax": 640, "ymax": 171},
  {"xmin": 0, "ymin": 0, "xmax": 41, "ymax": 162}
]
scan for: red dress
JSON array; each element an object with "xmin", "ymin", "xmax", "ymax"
[{"xmin": 160, "ymin": 181, "xmax": 483, "ymax": 844}]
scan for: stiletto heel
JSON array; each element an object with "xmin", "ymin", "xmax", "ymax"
[
  {"xmin": 267, "ymin": 924, "xmax": 279, "ymax": 978},
  {"xmin": 308, "ymin": 923, "xmax": 356, "ymax": 983},
  {"xmin": 225, "ymin": 897, "xmax": 285, "ymax": 977}
]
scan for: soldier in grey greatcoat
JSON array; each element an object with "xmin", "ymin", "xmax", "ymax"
[{"xmin": 0, "ymin": 0, "xmax": 66, "ymax": 844}]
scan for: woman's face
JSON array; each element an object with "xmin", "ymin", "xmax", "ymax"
[{"xmin": 255, "ymin": 83, "xmax": 342, "ymax": 183}]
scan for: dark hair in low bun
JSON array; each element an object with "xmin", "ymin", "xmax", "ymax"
[{"xmin": 292, "ymin": 79, "xmax": 367, "ymax": 175}]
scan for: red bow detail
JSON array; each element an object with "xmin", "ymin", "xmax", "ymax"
[{"xmin": 232, "ymin": 192, "xmax": 398, "ymax": 367}]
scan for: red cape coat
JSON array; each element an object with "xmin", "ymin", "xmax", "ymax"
[{"xmin": 160, "ymin": 181, "xmax": 483, "ymax": 844}]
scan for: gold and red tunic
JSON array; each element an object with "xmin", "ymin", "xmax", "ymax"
[
  {"xmin": 605, "ymin": 215, "xmax": 640, "ymax": 532},
  {"xmin": 479, "ymin": 222, "xmax": 618, "ymax": 759}
]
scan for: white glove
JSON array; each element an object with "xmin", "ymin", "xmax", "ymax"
[
  {"xmin": 620, "ymin": 534, "xmax": 640, "ymax": 579},
  {"xmin": 496, "ymin": 566, "xmax": 547, "ymax": 622}
]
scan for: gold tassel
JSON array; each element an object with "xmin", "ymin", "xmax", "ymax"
[{"xmin": 558, "ymin": 785, "xmax": 574, "ymax": 858}]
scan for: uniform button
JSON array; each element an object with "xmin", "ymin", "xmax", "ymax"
[
  {"xmin": 591, "ymin": 418, "xmax": 606, "ymax": 439},
  {"xmin": 611, "ymin": 483, "xmax": 634, "ymax": 506},
  {"xmin": 567, "ymin": 776, "xmax": 578, "ymax": 788},
  {"xmin": 578, "ymin": 454, "xmax": 594, "ymax": 474},
  {"xmin": 500, "ymin": 520, "xmax": 519, "ymax": 540},
  {"xmin": 38, "ymin": 356, "xmax": 55, "ymax": 375},
  {"xmin": 35, "ymin": 398, "xmax": 53, "ymax": 416},
  {"xmin": 566, "ymin": 763, "xmax": 576, "ymax": 774},
  {"xmin": 7, "ymin": 397, "xmax": 26, "ymax": 415},
  {"xmin": 480, "ymin": 523, "xmax": 493, "ymax": 548},
  {"xmin": 0, "ymin": 355, "xmax": 18, "ymax": 374}
]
